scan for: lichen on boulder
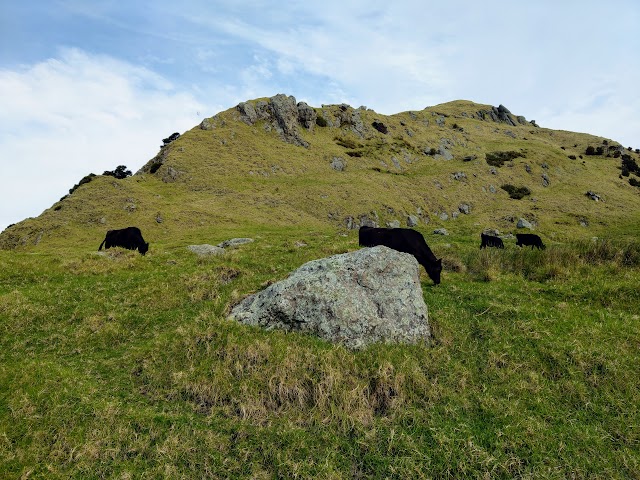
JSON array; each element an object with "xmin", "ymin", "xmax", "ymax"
[{"xmin": 229, "ymin": 246, "xmax": 430, "ymax": 349}]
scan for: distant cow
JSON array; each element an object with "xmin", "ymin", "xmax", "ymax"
[
  {"xmin": 480, "ymin": 233, "xmax": 505, "ymax": 249},
  {"xmin": 515, "ymin": 233, "xmax": 545, "ymax": 250},
  {"xmin": 358, "ymin": 226, "xmax": 442, "ymax": 285},
  {"xmin": 98, "ymin": 227, "xmax": 149, "ymax": 255}
]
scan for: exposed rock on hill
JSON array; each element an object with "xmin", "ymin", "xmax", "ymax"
[
  {"xmin": 229, "ymin": 246, "xmax": 430, "ymax": 349},
  {"xmin": 475, "ymin": 104, "xmax": 538, "ymax": 127},
  {"xmin": 236, "ymin": 94, "xmax": 313, "ymax": 147}
]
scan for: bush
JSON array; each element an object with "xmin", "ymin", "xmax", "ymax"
[
  {"xmin": 68, "ymin": 173, "xmax": 96, "ymax": 195},
  {"xmin": 622, "ymin": 156, "xmax": 639, "ymax": 174},
  {"xmin": 630, "ymin": 177, "xmax": 640, "ymax": 187},
  {"xmin": 316, "ymin": 116, "xmax": 328, "ymax": 127},
  {"xmin": 501, "ymin": 184, "xmax": 531, "ymax": 199},
  {"xmin": 585, "ymin": 146, "xmax": 596, "ymax": 155},
  {"xmin": 334, "ymin": 137, "xmax": 363, "ymax": 149},
  {"xmin": 485, "ymin": 151, "xmax": 524, "ymax": 167},
  {"xmin": 103, "ymin": 165, "xmax": 132, "ymax": 179},
  {"xmin": 149, "ymin": 162, "xmax": 163, "ymax": 174}
]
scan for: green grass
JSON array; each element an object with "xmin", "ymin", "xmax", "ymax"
[
  {"xmin": 2, "ymin": 230, "xmax": 639, "ymax": 478},
  {"xmin": 2, "ymin": 97, "xmax": 640, "ymax": 477}
]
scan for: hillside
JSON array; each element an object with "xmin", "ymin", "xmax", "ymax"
[
  {"xmin": 2, "ymin": 95, "xmax": 640, "ymax": 477},
  {"xmin": 2, "ymin": 94, "xmax": 639, "ymax": 250}
]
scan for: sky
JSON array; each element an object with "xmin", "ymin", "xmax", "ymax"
[{"xmin": 1, "ymin": 0, "xmax": 639, "ymax": 232}]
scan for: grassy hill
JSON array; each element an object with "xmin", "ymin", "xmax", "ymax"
[
  {"xmin": 2, "ymin": 96, "xmax": 640, "ymax": 250},
  {"xmin": 1, "ymin": 96, "xmax": 639, "ymax": 478}
]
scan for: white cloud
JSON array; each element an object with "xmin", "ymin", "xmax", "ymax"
[{"xmin": 0, "ymin": 48, "xmax": 206, "ymax": 231}]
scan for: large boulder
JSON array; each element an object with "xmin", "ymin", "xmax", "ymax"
[{"xmin": 229, "ymin": 246, "xmax": 430, "ymax": 349}]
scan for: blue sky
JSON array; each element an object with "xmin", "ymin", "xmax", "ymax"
[{"xmin": 1, "ymin": 0, "xmax": 639, "ymax": 231}]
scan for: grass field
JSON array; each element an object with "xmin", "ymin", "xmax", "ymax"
[{"xmin": 1, "ymin": 227, "xmax": 639, "ymax": 479}]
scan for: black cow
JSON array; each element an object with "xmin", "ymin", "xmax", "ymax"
[
  {"xmin": 358, "ymin": 226, "xmax": 442, "ymax": 285},
  {"xmin": 480, "ymin": 233, "xmax": 505, "ymax": 249},
  {"xmin": 98, "ymin": 227, "xmax": 149, "ymax": 255},
  {"xmin": 515, "ymin": 233, "xmax": 545, "ymax": 250}
]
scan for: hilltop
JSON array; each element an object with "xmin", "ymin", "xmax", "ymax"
[{"xmin": 1, "ymin": 94, "xmax": 639, "ymax": 250}]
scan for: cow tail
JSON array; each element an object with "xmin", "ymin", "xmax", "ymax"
[{"xmin": 98, "ymin": 238, "xmax": 106, "ymax": 251}]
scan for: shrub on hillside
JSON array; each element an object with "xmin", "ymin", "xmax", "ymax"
[
  {"xmin": 501, "ymin": 184, "xmax": 531, "ymax": 199},
  {"xmin": 68, "ymin": 173, "xmax": 96, "ymax": 195},
  {"xmin": 334, "ymin": 137, "xmax": 363, "ymax": 149},
  {"xmin": 630, "ymin": 177, "xmax": 640, "ymax": 188},
  {"xmin": 585, "ymin": 146, "xmax": 596, "ymax": 155},
  {"xmin": 316, "ymin": 116, "xmax": 328, "ymax": 127},
  {"xmin": 485, "ymin": 151, "xmax": 524, "ymax": 167},
  {"xmin": 103, "ymin": 165, "xmax": 132, "ymax": 179}
]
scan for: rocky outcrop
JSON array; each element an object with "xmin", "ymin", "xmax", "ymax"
[
  {"xmin": 297, "ymin": 101, "xmax": 317, "ymax": 129},
  {"xmin": 236, "ymin": 94, "xmax": 312, "ymax": 147},
  {"xmin": 475, "ymin": 104, "xmax": 539, "ymax": 127},
  {"xmin": 229, "ymin": 246, "xmax": 430, "ymax": 349}
]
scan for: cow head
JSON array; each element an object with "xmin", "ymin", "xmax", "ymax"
[
  {"xmin": 139, "ymin": 242, "xmax": 149, "ymax": 255},
  {"xmin": 427, "ymin": 258, "xmax": 442, "ymax": 285}
]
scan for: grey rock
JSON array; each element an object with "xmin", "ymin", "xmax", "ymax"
[
  {"xmin": 542, "ymin": 173, "xmax": 550, "ymax": 187},
  {"xmin": 237, "ymin": 102, "xmax": 258, "ymax": 124},
  {"xmin": 458, "ymin": 204, "xmax": 471, "ymax": 214},
  {"xmin": 217, "ymin": 238, "xmax": 254, "ymax": 248},
  {"xmin": 359, "ymin": 214, "xmax": 379, "ymax": 228},
  {"xmin": 452, "ymin": 172, "xmax": 467, "ymax": 181},
  {"xmin": 433, "ymin": 228, "xmax": 448, "ymax": 236},
  {"xmin": 345, "ymin": 216, "xmax": 357, "ymax": 230},
  {"xmin": 407, "ymin": 215, "xmax": 419, "ymax": 227},
  {"xmin": 331, "ymin": 157, "xmax": 346, "ymax": 171},
  {"xmin": 270, "ymin": 94, "xmax": 309, "ymax": 147},
  {"xmin": 188, "ymin": 244, "xmax": 225, "ymax": 256},
  {"xmin": 436, "ymin": 146, "xmax": 454, "ymax": 161},
  {"xmin": 517, "ymin": 218, "xmax": 533, "ymax": 229},
  {"xmin": 229, "ymin": 246, "xmax": 430, "ymax": 349},
  {"xmin": 297, "ymin": 102, "xmax": 317, "ymax": 130},
  {"xmin": 386, "ymin": 220, "xmax": 401, "ymax": 228},
  {"xmin": 489, "ymin": 185, "xmax": 497, "ymax": 193},
  {"xmin": 586, "ymin": 191, "xmax": 601, "ymax": 201},
  {"xmin": 439, "ymin": 212, "xmax": 449, "ymax": 221}
]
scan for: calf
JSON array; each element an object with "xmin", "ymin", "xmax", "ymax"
[
  {"xmin": 515, "ymin": 233, "xmax": 545, "ymax": 250},
  {"xmin": 480, "ymin": 233, "xmax": 505, "ymax": 249},
  {"xmin": 358, "ymin": 226, "xmax": 442, "ymax": 284},
  {"xmin": 99, "ymin": 227, "xmax": 149, "ymax": 255}
]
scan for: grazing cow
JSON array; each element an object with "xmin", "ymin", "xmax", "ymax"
[
  {"xmin": 515, "ymin": 233, "xmax": 545, "ymax": 250},
  {"xmin": 99, "ymin": 227, "xmax": 149, "ymax": 255},
  {"xmin": 480, "ymin": 233, "xmax": 505, "ymax": 249},
  {"xmin": 358, "ymin": 226, "xmax": 442, "ymax": 285}
]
